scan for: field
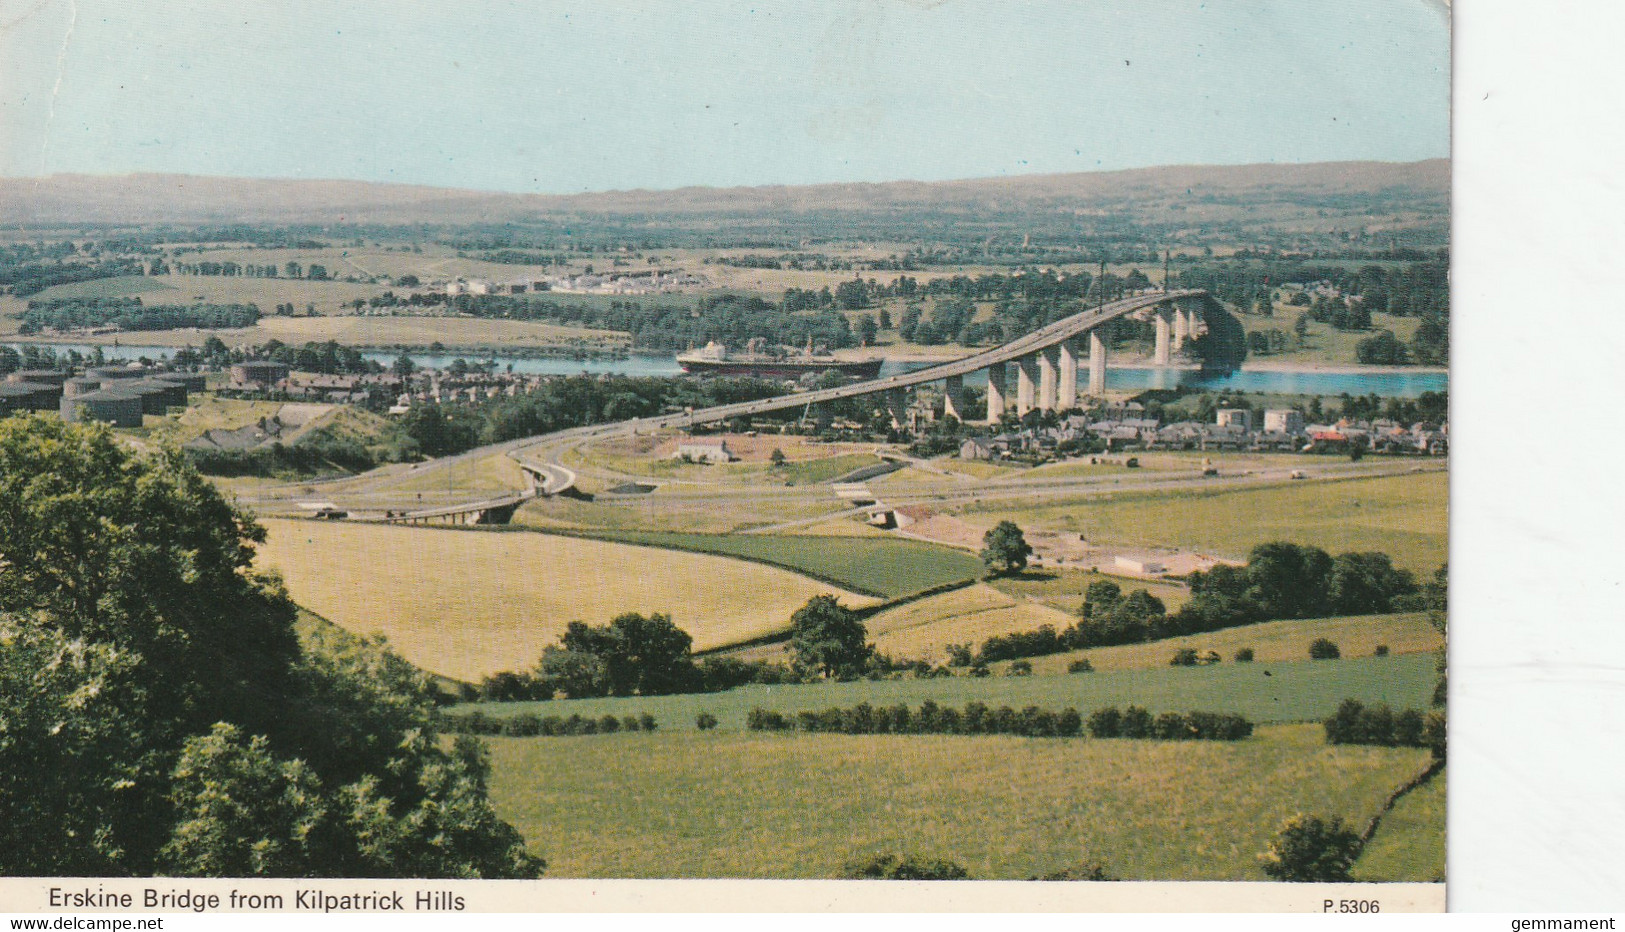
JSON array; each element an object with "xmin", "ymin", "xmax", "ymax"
[
  {"xmin": 959, "ymin": 471, "xmax": 1448, "ymax": 574},
  {"xmin": 1014, "ymin": 612, "xmax": 1443, "ymax": 676},
  {"xmin": 535, "ymin": 529, "xmax": 985, "ymax": 598},
  {"xmin": 253, "ymin": 519, "xmax": 877, "ymax": 681},
  {"xmin": 1240, "ymin": 302, "xmax": 1428, "ymax": 368},
  {"xmin": 514, "ymin": 493, "xmax": 854, "ymax": 535},
  {"xmin": 862, "ymin": 583, "xmax": 1078, "ymax": 660},
  {"xmin": 985, "ymin": 568, "xmax": 1192, "ymax": 616},
  {"xmin": 483, "ymin": 724, "xmax": 1434, "ymax": 879},
  {"xmin": 472, "ymin": 652, "xmax": 1438, "ymax": 730},
  {"xmin": 1353, "ymin": 767, "xmax": 1446, "ymax": 883}
]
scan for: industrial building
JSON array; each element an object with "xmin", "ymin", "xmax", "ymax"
[{"xmin": 60, "ymin": 389, "xmax": 144, "ymax": 428}]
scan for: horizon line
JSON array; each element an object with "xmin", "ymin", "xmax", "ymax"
[{"xmin": 0, "ymin": 156, "xmax": 1452, "ymax": 201}]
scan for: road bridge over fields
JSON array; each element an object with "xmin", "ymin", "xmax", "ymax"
[{"xmin": 255, "ymin": 290, "xmax": 1217, "ymax": 523}]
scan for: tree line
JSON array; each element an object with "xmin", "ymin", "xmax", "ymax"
[
  {"xmin": 19, "ymin": 297, "xmax": 261, "ymax": 334},
  {"xmin": 745, "ymin": 701, "xmax": 1254, "ymax": 741},
  {"xmin": 947, "ymin": 541, "xmax": 1435, "ymax": 667}
]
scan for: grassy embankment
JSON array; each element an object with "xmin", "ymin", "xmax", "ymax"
[
  {"xmin": 469, "ymin": 651, "xmax": 1437, "ymax": 731},
  {"xmin": 959, "ymin": 470, "xmax": 1447, "ymax": 575},
  {"xmin": 483, "ymin": 722, "xmax": 1434, "ymax": 880},
  {"xmin": 254, "ymin": 519, "xmax": 883, "ymax": 681}
]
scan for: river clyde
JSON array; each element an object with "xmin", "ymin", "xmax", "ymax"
[{"xmin": 8, "ymin": 343, "xmax": 1448, "ymax": 398}]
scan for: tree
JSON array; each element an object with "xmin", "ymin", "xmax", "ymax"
[
  {"xmin": 158, "ymin": 724, "xmax": 327, "ymax": 877},
  {"xmin": 1327, "ymin": 552, "xmax": 1417, "ymax": 615},
  {"xmin": 392, "ymin": 353, "xmax": 416, "ymax": 377},
  {"xmin": 560, "ymin": 613, "xmax": 697, "ymax": 696},
  {"xmin": 789, "ymin": 595, "xmax": 870, "ymax": 678},
  {"xmin": 1245, "ymin": 542, "xmax": 1333, "ymax": 619},
  {"xmin": 981, "ymin": 521, "xmax": 1033, "ymax": 576},
  {"xmin": 769, "ymin": 448, "xmax": 787, "ymax": 467},
  {"xmin": 1259, "ymin": 815, "xmax": 1362, "ymax": 882},
  {"xmin": 0, "ymin": 415, "xmax": 542, "ymax": 878}
]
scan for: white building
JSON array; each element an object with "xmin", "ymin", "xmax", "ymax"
[
  {"xmin": 1115, "ymin": 554, "xmax": 1166, "ymax": 575},
  {"xmin": 1263, "ymin": 409, "xmax": 1306, "ymax": 434},
  {"xmin": 1216, "ymin": 408, "xmax": 1253, "ymax": 430}
]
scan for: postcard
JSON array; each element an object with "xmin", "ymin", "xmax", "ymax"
[{"xmin": 0, "ymin": 0, "xmax": 1449, "ymax": 914}]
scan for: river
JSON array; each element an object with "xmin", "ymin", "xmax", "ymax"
[{"xmin": 8, "ymin": 342, "xmax": 1448, "ymax": 398}]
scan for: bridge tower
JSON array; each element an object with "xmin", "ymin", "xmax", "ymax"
[
  {"xmin": 1089, "ymin": 329, "xmax": 1108, "ymax": 396},
  {"xmin": 1058, "ymin": 338, "xmax": 1079, "ymax": 411},
  {"xmin": 942, "ymin": 374, "xmax": 964, "ymax": 422},
  {"xmin": 1038, "ymin": 347, "xmax": 1059, "ymax": 412},
  {"xmin": 883, "ymin": 388, "xmax": 908, "ymax": 430},
  {"xmin": 985, "ymin": 363, "xmax": 1007, "ymax": 424},
  {"xmin": 1154, "ymin": 309, "xmax": 1172, "ymax": 365},
  {"xmin": 1015, "ymin": 354, "xmax": 1039, "ymax": 417}
]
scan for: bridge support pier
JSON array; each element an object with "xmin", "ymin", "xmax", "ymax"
[
  {"xmin": 1089, "ymin": 329, "xmax": 1108, "ymax": 396},
  {"xmin": 1173, "ymin": 305, "xmax": 1189, "ymax": 353},
  {"xmin": 985, "ymin": 363, "xmax": 1007, "ymax": 424},
  {"xmin": 884, "ymin": 389, "xmax": 907, "ymax": 430},
  {"xmin": 1058, "ymin": 339, "xmax": 1078, "ymax": 411},
  {"xmin": 942, "ymin": 374, "xmax": 963, "ymax": 423},
  {"xmin": 1015, "ymin": 354, "xmax": 1039, "ymax": 418},
  {"xmin": 1038, "ymin": 347, "xmax": 1059, "ymax": 412},
  {"xmin": 1154, "ymin": 310, "xmax": 1172, "ymax": 365}
]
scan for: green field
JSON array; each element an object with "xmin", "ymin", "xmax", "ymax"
[
  {"xmin": 1013, "ymin": 612, "xmax": 1443, "ymax": 676},
  {"xmin": 543, "ymin": 529, "xmax": 985, "ymax": 599},
  {"xmin": 471, "ymin": 652, "xmax": 1437, "ymax": 730},
  {"xmin": 1353, "ymin": 768, "xmax": 1446, "ymax": 883},
  {"xmin": 483, "ymin": 724, "xmax": 1433, "ymax": 879},
  {"xmin": 959, "ymin": 471, "xmax": 1448, "ymax": 575}
]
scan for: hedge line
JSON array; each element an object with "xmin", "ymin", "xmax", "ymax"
[
  {"xmin": 1323, "ymin": 699, "xmax": 1445, "ymax": 758},
  {"xmin": 438, "ymin": 710, "xmax": 658, "ymax": 737},
  {"xmin": 745, "ymin": 701, "xmax": 1252, "ymax": 741}
]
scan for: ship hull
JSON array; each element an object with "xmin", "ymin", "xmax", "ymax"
[{"xmin": 675, "ymin": 357, "xmax": 884, "ymax": 380}]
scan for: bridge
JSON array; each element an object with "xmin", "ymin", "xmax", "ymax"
[{"xmin": 276, "ymin": 289, "xmax": 1216, "ymax": 524}]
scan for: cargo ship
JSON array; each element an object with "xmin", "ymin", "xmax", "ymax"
[{"xmin": 675, "ymin": 340, "xmax": 884, "ymax": 380}]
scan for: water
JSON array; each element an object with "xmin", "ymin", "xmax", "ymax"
[{"xmin": 9, "ymin": 342, "xmax": 1447, "ymax": 397}]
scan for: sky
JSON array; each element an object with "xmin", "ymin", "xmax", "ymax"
[{"xmin": 0, "ymin": 0, "xmax": 1449, "ymax": 194}]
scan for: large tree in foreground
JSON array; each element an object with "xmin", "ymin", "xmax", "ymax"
[{"xmin": 0, "ymin": 414, "xmax": 541, "ymax": 878}]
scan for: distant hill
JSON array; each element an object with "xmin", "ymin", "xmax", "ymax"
[{"xmin": 0, "ymin": 160, "xmax": 1448, "ymax": 231}]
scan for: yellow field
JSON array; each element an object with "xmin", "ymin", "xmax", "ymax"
[
  {"xmin": 865, "ymin": 583, "xmax": 1078, "ymax": 661},
  {"xmin": 961, "ymin": 471, "xmax": 1448, "ymax": 574},
  {"xmin": 1012, "ymin": 612, "xmax": 1443, "ymax": 676},
  {"xmin": 255, "ymin": 519, "xmax": 877, "ymax": 681},
  {"xmin": 986, "ymin": 569, "xmax": 1192, "ymax": 616}
]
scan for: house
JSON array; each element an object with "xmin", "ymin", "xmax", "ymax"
[
  {"xmin": 1216, "ymin": 408, "xmax": 1253, "ymax": 431},
  {"xmin": 674, "ymin": 437, "xmax": 733, "ymax": 464}
]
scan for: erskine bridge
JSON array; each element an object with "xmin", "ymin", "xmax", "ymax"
[{"xmin": 332, "ymin": 288, "xmax": 1220, "ymax": 525}]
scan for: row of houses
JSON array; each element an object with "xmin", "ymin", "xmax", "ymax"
[
  {"xmin": 960, "ymin": 408, "xmax": 1447, "ymax": 460},
  {"xmin": 442, "ymin": 269, "xmax": 708, "ymax": 297}
]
